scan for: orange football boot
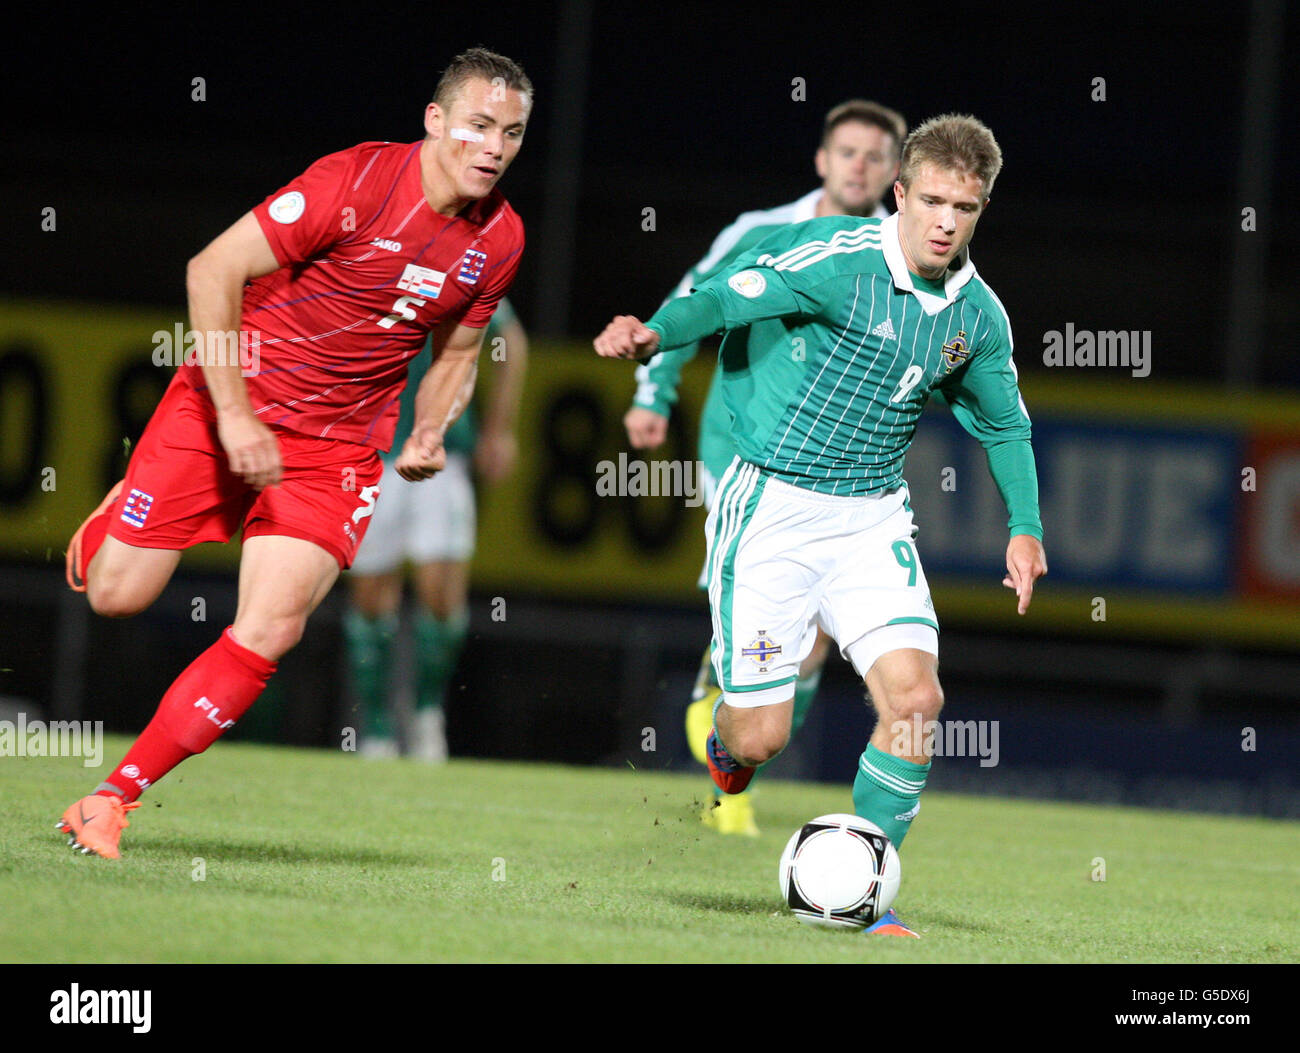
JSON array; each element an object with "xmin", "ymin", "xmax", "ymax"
[
  {"xmin": 56, "ymin": 794, "xmax": 140, "ymax": 859},
  {"xmin": 864, "ymin": 910, "xmax": 921, "ymax": 938}
]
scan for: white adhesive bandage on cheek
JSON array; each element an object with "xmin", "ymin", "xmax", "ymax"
[{"xmin": 450, "ymin": 128, "xmax": 485, "ymax": 143}]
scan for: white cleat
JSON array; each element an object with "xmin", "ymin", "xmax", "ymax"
[
  {"xmin": 359, "ymin": 736, "xmax": 399, "ymax": 759},
  {"xmin": 410, "ymin": 707, "xmax": 448, "ymax": 764}
]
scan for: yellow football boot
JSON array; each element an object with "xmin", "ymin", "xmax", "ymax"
[{"xmin": 701, "ymin": 790, "xmax": 760, "ymax": 837}]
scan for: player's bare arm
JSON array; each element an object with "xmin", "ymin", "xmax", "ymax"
[
  {"xmin": 595, "ymin": 315, "xmax": 660, "ymax": 361},
  {"xmin": 397, "ymin": 321, "xmax": 486, "ymax": 481},
  {"xmin": 186, "ymin": 211, "xmax": 284, "ymax": 489},
  {"xmin": 475, "ymin": 316, "xmax": 528, "ymax": 484},
  {"xmin": 1003, "ymin": 533, "xmax": 1048, "ymax": 615}
]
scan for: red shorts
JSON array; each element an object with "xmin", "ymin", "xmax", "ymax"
[{"xmin": 106, "ymin": 375, "xmax": 384, "ymax": 569}]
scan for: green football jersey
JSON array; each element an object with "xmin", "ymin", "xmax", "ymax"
[
  {"xmin": 632, "ymin": 188, "xmax": 825, "ymax": 419},
  {"xmin": 647, "ymin": 214, "xmax": 1040, "ymax": 536},
  {"xmin": 632, "ymin": 190, "xmax": 889, "ymax": 482},
  {"xmin": 382, "ymin": 297, "xmax": 517, "ymax": 462}
]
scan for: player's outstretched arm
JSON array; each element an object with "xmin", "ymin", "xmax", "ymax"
[
  {"xmin": 599, "ymin": 288, "xmax": 728, "ymax": 364},
  {"xmin": 476, "ymin": 316, "xmax": 528, "ymax": 484},
  {"xmin": 186, "ymin": 211, "xmax": 284, "ymax": 489},
  {"xmin": 398, "ymin": 321, "xmax": 487, "ymax": 481},
  {"xmin": 1003, "ymin": 533, "xmax": 1048, "ymax": 615},
  {"xmin": 623, "ymin": 208, "xmax": 777, "ymax": 428},
  {"xmin": 623, "ymin": 295, "xmax": 702, "ymax": 448},
  {"xmin": 595, "ymin": 316, "xmax": 661, "ymax": 361}
]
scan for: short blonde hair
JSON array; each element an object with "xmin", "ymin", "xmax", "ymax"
[{"xmin": 899, "ymin": 114, "xmax": 1002, "ymax": 197}]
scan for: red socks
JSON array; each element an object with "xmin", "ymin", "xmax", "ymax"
[{"xmin": 98, "ymin": 628, "xmax": 277, "ymax": 802}]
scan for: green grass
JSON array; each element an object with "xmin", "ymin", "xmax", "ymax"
[{"xmin": 2, "ymin": 735, "xmax": 1296, "ymax": 963}]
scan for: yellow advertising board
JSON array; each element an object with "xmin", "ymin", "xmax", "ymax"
[
  {"xmin": 3, "ymin": 299, "xmax": 1298, "ymax": 648},
  {"xmin": 0, "ymin": 300, "xmax": 714, "ymax": 584}
]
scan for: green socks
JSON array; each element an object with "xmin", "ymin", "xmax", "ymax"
[
  {"xmin": 413, "ymin": 608, "xmax": 468, "ymax": 712},
  {"xmin": 852, "ymin": 743, "xmax": 931, "ymax": 848},
  {"xmin": 343, "ymin": 609, "xmax": 398, "ymax": 738},
  {"xmin": 791, "ymin": 666, "xmax": 820, "ymax": 738}
]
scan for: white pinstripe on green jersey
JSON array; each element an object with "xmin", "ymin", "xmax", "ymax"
[
  {"xmin": 631, "ymin": 189, "xmax": 824, "ymax": 416},
  {"xmin": 691, "ymin": 212, "xmax": 1031, "ymax": 497}
]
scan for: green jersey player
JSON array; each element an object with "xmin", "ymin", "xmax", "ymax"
[
  {"xmin": 346, "ymin": 299, "xmax": 528, "ymax": 759},
  {"xmin": 598, "ymin": 115, "xmax": 1048, "ymax": 933},
  {"xmin": 625, "ymin": 100, "xmax": 907, "ymax": 836}
]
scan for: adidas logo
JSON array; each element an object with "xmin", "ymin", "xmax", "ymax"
[
  {"xmin": 894, "ymin": 801, "xmax": 921, "ymax": 822},
  {"xmin": 871, "ymin": 317, "xmax": 897, "ymax": 342}
]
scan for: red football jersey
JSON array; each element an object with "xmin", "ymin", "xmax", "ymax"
[{"xmin": 179, "ymin": 140, "xmax": 524, "ymax": 450}]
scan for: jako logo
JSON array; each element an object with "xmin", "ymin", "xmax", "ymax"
[
  {"xmin": 50, "ymin": 985, "xmax": 151, "ymax": 1033},
  {"xmin": 370, "ymin": 238, "xmax": 402, "ymax": 252}
]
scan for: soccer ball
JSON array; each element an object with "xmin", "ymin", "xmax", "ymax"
[{"xmin": 779, "ymin": 813, "xmax": 901, "ymax": 930}]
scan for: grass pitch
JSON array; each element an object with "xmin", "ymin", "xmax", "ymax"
[{"xmin": 1, "ymin": 735, "xmax": 1296, "ymax": 963}]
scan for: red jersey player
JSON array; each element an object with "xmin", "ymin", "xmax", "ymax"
[{"xmin": 57, "ymin": 47, "xmax": 532, "ymax": 858}]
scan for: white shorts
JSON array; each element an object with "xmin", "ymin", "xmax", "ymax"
[
  {"xmin": 705, "ymin": 459, "xmax": 939, "ymax": 708},
  {"xmin": 695, "ymin": 462, "xmax": 720, "ymax": 589},
  {"xmin": 349, "ymin": 453, "xmax": 475, "ymax": 574}
]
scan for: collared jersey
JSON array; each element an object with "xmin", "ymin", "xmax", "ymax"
[
  {"xmin": 692, "ymin": 212, "xmax": 1030, "ymax": 496},
  {"xmin": 179, "ymin": 140, "xmax": 523, "ymax": 450},
  {"xmin": 632, "ymin": 189, "xmax": 890, "ymax": 418}
]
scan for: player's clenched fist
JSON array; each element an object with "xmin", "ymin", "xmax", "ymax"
[
  {"xmin": 624, "ymin": 406, "xmax": 669, "ymax": 450},
  {"xmin": 396, "ymin": 425, "xmax": 447, "ymax": 481},
  {"xmin": 218, "ymin": 412, "xmax": 283, "ymax": 489},
  {"xmin": 595, "ymin": 315, "xmax": 660, "ymax": 361}
]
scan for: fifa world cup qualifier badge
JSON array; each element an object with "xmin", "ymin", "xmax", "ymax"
[{"xmin": 742, "ymin": 630, "xmax": 782, "ymax": 673}]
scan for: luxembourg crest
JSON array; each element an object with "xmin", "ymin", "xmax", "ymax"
[
  {"xmin": 458, "ymin": 248, "xmax": 488, "ymax": 285},
  {"xmin": 120, "ymin": 488, "xmax": 154, "ymax": 528}
]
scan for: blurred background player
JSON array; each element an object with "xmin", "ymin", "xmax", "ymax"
[
  {"xmin": 56, "ymin": 48, "xmax": 532, "ymax": 859},
  {"xmin": 623, "ymin": 99, "xmax": 907, "ymax": 835},
  {"xmin": 345, "ymin": 300, "xmax": 527, "ymax": 760},
  {"xmin": 598, "ymin": 114, "xmax": 1047, "ymax": 933}
]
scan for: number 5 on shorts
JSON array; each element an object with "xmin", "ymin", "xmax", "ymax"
[
  {"xmin": 352, "ymin": 484, "xmax": 380, "ymax": 524},
  {"xmin": 891, "ymin": 539, "xmax": 918, "ymax": 586}
]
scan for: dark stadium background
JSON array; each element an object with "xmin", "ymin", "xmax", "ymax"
[{"xmin": 1, "ymin": 1, "xmax": 1297, "ymax": 815}]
